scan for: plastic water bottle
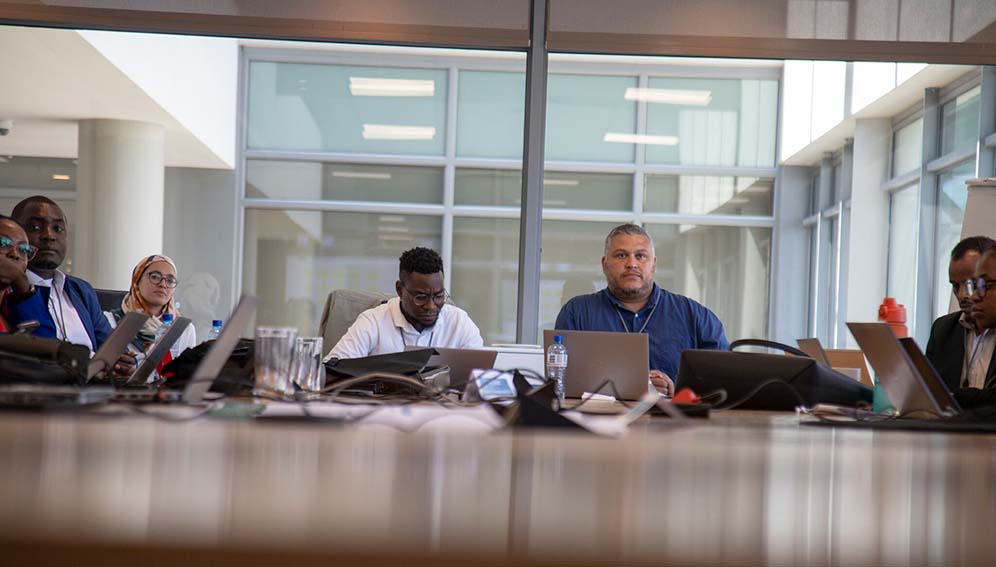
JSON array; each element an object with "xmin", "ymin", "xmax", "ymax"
[
  {"xmin": 546, "ymin": 335, "xmax": 568, "ymax": 405},
  {"xmin": 148, "ymin": 314, "xmax": 174, "ymax": 385},
  {"xmin": 206, "ymin": 319, "xmax": 223, "ymax": 342}
]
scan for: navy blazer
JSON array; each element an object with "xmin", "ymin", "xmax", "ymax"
[{"xmin": 5, "ymin": 273, "xmax": 113, "ymax": 350}]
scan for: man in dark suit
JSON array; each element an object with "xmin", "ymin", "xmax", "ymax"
[{"xmin": 926, "ymin": 236, "xmax": 996, "ymax": 408}]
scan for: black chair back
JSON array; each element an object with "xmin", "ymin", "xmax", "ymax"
[{"xmin": 95, "ymin": 289, "xmax": 127, "ymax": 312}]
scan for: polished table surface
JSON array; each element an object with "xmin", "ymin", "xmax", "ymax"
[{"xmin": 1, "ymin": 404, "xmax": 994, "ymax": 566}]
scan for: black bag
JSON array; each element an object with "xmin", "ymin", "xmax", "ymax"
[
  {"xmin": 161, "ymin": 338, "xmax": 255, "ymax": 395},
  {"xmin": 325, "ymin": 349, "xmax": 438, "ymax": 394},
  {"xmin": 0, "ymin": 334, "xmax": 90, "ymax": 385},
  {"xmin": 675, "ymin": 339, "xmax": 874, "ymax": 410}
]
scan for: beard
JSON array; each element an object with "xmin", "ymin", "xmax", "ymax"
[
  {"xmin": 610, "ymin": 280, "xmax": 653, "ymax": 301},
  {"xmin": 30, "ymin": 257, "xmax": 61, "ymax": 271}
]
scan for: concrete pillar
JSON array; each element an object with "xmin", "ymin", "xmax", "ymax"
[
  {"xmin": 75, "ymin": 119, "xmax": 165, "ymax": 290},
  {"xmin": 844, "ymin": 118, "xmax": 891, "ymax": 348}
]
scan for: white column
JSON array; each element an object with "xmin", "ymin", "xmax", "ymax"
[
  {"xmin": 75, "ymin": 119, "xmax": 165, "ymax": 290},
  {"xmin": 843, "ymin": 118, "xmax": 891, "ymax": 348},
  {"xmin": 960, "ymin": 178, "xmax": 996, "ymax": 241}
]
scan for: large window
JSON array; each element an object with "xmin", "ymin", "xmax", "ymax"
[
  {"xmin": 887, "ymin": 185, "xmax": 920, "ymax": 313},
  {"xmin": 934, "ymin": 161, "xmax": 976, "ymax": 318},
  {"xmin": 242, "ymin": 49, "xmax": 779, "ymax": 344}
]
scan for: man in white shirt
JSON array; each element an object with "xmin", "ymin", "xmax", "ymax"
[
  {"xmin": 326, "ymin": 247, "xmax": 483, "ymax": 360},
  {"xmin": 6, "ymin": 196, "xmax": 113, "ymax": 354}
]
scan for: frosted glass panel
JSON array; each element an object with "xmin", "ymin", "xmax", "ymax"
[
  {"xmin": 242, "ymin": 209, "xmax": 441, "ymax": 335},
  {"xmin": 546, "ymin": 74, "xmax": 637, "ymax": 162},
  {"xmin": 892, "ymin": 118, "xmax": 923, "ymax": 177},
  {"xmin": 457, "ymin": 71, "xmax": 525, "ymax": 159},
  {"xmin": 941, "ymin": 86, "xmax": 980, "ymax": 155},
  {"xmin": 887, "ymin": 185, "xmax": 919, "ymax": 314},
  {"xmin": 454, "ymin": 168, "xmax": 630, "ymax": 210},
  {"xmin": 645, "ymin": 77, "xmax": 778, "ymax": 167},
  {"xmin": 935, "ymin": 161, "xmax": 975, "ymax": 319},
  {"xmin": 247, "ymin": 161, "xmax": 443, "ymax": 203},
  {"xmin": 248, "ymin": 62, "xmax": 447, "ymax": 155},
  {"xmin": 451, "ymin": 217, "xmax": 520, "ymax": 345},
  {"xmin": 644, "ymin": 175, "xmax": 773, "ymax": 215}
]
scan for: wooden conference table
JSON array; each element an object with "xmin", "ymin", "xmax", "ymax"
[{"xmin": 0, "ymin": 404, "xmax": 994, "ymax": 566}]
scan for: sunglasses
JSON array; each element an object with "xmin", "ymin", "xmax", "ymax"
[{"xmin": 0, "ymin": 236, "xmax": 38, "ymax": 261}]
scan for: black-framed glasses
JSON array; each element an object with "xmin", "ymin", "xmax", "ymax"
[
  {"xmin": 0, "ymin": 236, "xmax": 37, "ymax": 261},
  {"xmin": 146, "ymin": 271, "xmax": 179, "ymax": 289},
  {"xmin": 966, "ymin": 277, "xmax": 996, "ymax": 299},
  {"xmin": 402, "ymin": 285, "xmax": 447, "ymax": 306}
]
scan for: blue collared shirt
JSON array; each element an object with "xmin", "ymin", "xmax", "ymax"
[{"xmin": 554, "ymin": 284, "xmax": 729, "ymax": 378}]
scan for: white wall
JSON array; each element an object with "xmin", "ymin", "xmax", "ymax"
[{"xmin": 80, "ymin": 30, "xmax": 239, "ymax": 169}]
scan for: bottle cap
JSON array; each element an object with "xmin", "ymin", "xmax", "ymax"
[
  {"xmin": 553, "ymin": 335, "xmax": 563, "ymax": 343},
  {"xmin": 212, "ymin": 319, "xmax": 223, "ymax": 327},
  {"xmin": 161, "ymin": 313, "xmax": 174, "ymax": 324}
]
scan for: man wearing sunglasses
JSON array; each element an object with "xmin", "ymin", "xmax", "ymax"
[
  {"xmin": 326, "ymin": 247, "xmax": 483, "ymax": 360},
  {"xmin": 926, "ymin": 236, "xmax": 996, "ymax": 397},
  {"xmin": 5, "ymin": 196, "xmax": 114, "ymax": 354}
]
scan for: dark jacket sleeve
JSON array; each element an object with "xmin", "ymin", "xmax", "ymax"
[{"xmin": 4, "ymin": 289, "xmax": 56, "ymax": 337}]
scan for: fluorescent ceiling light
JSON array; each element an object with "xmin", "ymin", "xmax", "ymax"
[
  {"xmin": 350, "ymin": 77, "xmax": 435, "ymax": 97},
  {"xmin": 624, "ymin": 88, "xmax": 712, "ymax": 106},
  {"xmin": 603, "ymin": 133, "xmax": 679, "ymax": 146},
  {"xmin": 543, "ymin": 179, "xmax": 579, "ymax": 187},
  {"xmin": 378, "ymin": 234, "xmax": 414, "ymax": 242},
  {"xmin": 379, "ymin": 215, "xmax": 405, "ymax": 223},
  {"xmin": 378, "ymin": 226, "xmax": 410, "ymax": 233},
  {"xmin": 729, "ymin": 197, "xmax": 751, "ymax": 204},
  {"xmin": 332, "ymin": 171, "xmax": 392, "ymax": 180},
  {"xmin": 51, "ymin": 174, "xmax": 71, "ymax": 181},
  {"xmin": 362, "ymin": 124, "xmax": 436, "ymax": 141},
  {"xmin": 0, "ymin": 157, "xmax": 8, "ymax": 163}
]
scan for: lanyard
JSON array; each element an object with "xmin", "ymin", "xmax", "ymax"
[
  {"xmin": 399, "ymin": 327, "xmax": 434, "ymax": 348},
  {"xmin": 613, "ymin": 287, "xmax": 661, "ymax": 334},
  {"xmin": 964, "ymin": 328, "xmax": 992, "ymax": 388}
]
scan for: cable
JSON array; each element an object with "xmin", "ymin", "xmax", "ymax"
[{"xmin": 570, "ymin": 379, "xmax": 635, "ymax": 410}]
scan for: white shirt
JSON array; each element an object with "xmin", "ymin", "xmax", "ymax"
[
  {"xmin": 28, "ymin": 269, "xmax": 94, "ymax": 354},
  {"xmin": 326, "ymin": 297, "xmax": 484, "ymax": 361},
  {"xmin": 964, "ymin": 326, "xmax": 996, "ymax": 389}
]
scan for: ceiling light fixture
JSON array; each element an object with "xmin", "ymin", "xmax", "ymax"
[
  {"xmin": 362, "ymin": 124, "xmax": 436, "ymax": 141},
  {"xmin": 51, "ymin": 174, "xmax": 71, "ymax": 181},
  {"xmin": 624, "ymin": 88, "xmax": 713, "ymax": 106},
  {"xmin": 350, "ymin": 77, "xmax": 435, "ymax": 97},
  {"xmin": 603, "ymin": 133, "xmax": 679, "ymax": 146},
  {"xmin": 332, "ymin": 171, "xmax": 392, "ymax": 180},
  {"xmin": 543, "ymin": 179, "xmax": 580, "ymax": 187}
]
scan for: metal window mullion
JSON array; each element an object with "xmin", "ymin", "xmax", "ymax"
[
  {"xmin": 641, "ymin": 212, "xmax": 774, "ymax": 228},
  {"xmin": 881, "ymin": 170, "xmax": 921, "ymax": 193},
  {"xmin": 915, "ymin": 87, "xmax": 942, "ymax": 341},
  {"xmin": 516, "ymin": 0, "xmax": 548, "ymax": 345},
  {"xmin": 234, "ymin": 46, "xmax": 250, "ymax": 312},
  {"xmin": 926, "ymin": 148, "xmax": 977, "ymax": 173},
  {"xmin": 633, "ymin": 73, "xmax": 648, "ymax": 226},
  {"xmin": 244, "ymin": 198, "xmax": 446, "ymax": 215},
  {"xmin": 245, "ymin": 149, "xmax": 448, "ymax": 167},
  {"xmin": 977, "ymin": 66, "xmax": 996, "ymax": 178},
  {"xmin": 442, "ymin": 66, "xmax": 459, "ymax": 292},
  {"xmin": 810, "ymin": 215, "xmax": 822, "ymax": 338},
  {"xmin": 641, "ymin": 164, "xmax": 777, "ymax": 177},
  {"xmin": 832, "ymin": 200, "xmax": 844, "ymax": 348}
]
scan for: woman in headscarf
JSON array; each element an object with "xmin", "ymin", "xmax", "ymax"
[{"xmin": 105, "ymin": 255, "xmax": 196, "ymax": 378}]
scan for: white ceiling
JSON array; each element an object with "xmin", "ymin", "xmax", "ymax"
[{"xmin": 0, "ymin": 26, "xmax": 229, "ymax": 168}]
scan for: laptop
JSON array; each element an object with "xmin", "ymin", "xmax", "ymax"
[
  {"xmin": 407, "ymin": 347, "xmax": 499, "ymax": 389},
  {"xmin": 797, "ymin": 338, "xmax": 832, "ymax": 366},
  {"xmin": 542, "ymin": 329, "xmax": 650, "ymax": 401},
  {"xmin": 115, "ymin": 295, "xmax": 259, "ymax": 405},
  {"xmin": 87, "ymin": 311, "xmax": 150, "ymax": 382},
  {"xmin": 847, "ymin": 322, "xmax": 958, "ymax": 418},
  {"xmin": 126, "ymin": 317, "xmax": 193, "ymax": 385}
]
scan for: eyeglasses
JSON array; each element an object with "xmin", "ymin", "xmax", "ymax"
[
  {"xmin": 0, "ymin": 236, "xmax": 37, "ymax": 261},
  {"xmin": 966, "ymin": 277, "xmax": 996, "ymax": 299},
  {"xmin": 402, "ymin": 285, "xmax": 447, "ymax": 306},
  {"xmin": 146, "ymin": 271, "xmax": 179, "ymax": 289}
]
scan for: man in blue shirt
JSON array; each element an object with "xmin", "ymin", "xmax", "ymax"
[{"xmin": 555, "ymin": 223, "xmax": 729, "ymax": 395}]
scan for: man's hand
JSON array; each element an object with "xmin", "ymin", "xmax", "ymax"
[
  {"xmin": 112, "ymin": 353, "xmax": 137, "ymax": 379},
  {"xmin": 649, "ymin": 369, "xmax": 674, "ymax": 397}
]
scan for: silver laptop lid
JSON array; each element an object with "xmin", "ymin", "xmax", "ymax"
[
  {"xmin": 846, "ymin": 322, "xmax": 944, "ymax": 418},
  {"xmin": 797, "ymin": 338, "xmax": 832, "ymax": 366},
  {"xmin": 88, "ymin": 311, "xmax": 149, "ymax": 381},
  {"xmin": 427, "ymin": 347, "xmax": 498, "ymax": 388},
  {"xmin": 542, "ymin": 329, "xmax": 650, "ymax": 401},
  {"xmin": 898, "ymin": 337, "xmax": 961, "ymax": 416},
  {"xmin": 182, "ymin": 295, "xmax": 259, "ymax": 404},
  {"xmin": 128, "ymin": 317, "xmax": 192, "ymax": 385}
]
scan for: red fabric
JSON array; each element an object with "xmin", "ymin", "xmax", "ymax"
[{"xmin": 157, "ymin": 351, "xmax": 173, "ymax": 380}]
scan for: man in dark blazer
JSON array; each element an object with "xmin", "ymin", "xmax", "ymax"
[
  {"xmin": 927, "ymin": 237, "xmax": 996, "ymax": 408},
  {"xmin": 5, "ymin": 196, "xmax": 113, "ymax": 354}
]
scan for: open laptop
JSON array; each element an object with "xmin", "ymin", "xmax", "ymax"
[
  {"xmin": 542, "ymin": 329, "xmax": 650, "ymax": 401},
  {"xmin": 126, "ymin": 317, "xmax": 193, "ymax": 385},
  {"xmin": 87, "ymin": 311, "xmax": 150, "ymax": 382},
  {"xmin": 0, "ymin": 311, "xmax": 149, "ymax": 408},
  {"xmin": 847, "ymin": 322, "xmax": 959, "ymax": 418},
  {"xmin": 406, "ymin": 347, "xmax": 499, "ymax": 389},
  {"xmin": 115, "ymin": 295, "xmax": 259, "ymax": 405},
  {"xmin": 797, "ymin": 338, "xmax": 832, "ymax": 366}
]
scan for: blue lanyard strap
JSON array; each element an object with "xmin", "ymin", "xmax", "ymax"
[{"xmin": 612, "ymin": 287, "xmax": 661, "ymax": 334}]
